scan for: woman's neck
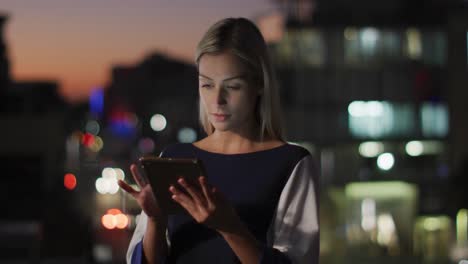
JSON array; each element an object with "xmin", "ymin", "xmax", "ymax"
[
  {"xmin": 195, "ymin": 129, "xmax": 283, "ymax": 155},
  {"xmin": 208, "ymin": 130, "xmax": 261, "ymax": 154}
]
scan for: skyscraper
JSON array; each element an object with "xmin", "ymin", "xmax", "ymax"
[{"xmin": 0, "ymin": 14, "xmax": 10, "ymax": 97}]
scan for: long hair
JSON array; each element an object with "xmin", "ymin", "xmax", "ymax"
[{"xmin": 195, "ymin": 17, "xmax": 284, "ymax": 141}]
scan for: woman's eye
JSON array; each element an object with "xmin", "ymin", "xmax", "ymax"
[
  {"xmin": 226, "ymin": 85, "xmax": 240, "ymax": 90},
  {"xmin": 201, "ymin": 84, "xmax": 212, "ymax": 88}
]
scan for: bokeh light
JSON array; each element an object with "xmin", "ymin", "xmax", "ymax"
[
  {"xmin": 72, "ymin": 131, "xmax": 84, "ymax": 141},
  {"xmin": 89, "ymin": 136, "xmax": 104, "ymax": 152},
  {"xmin": 377, "ymin": 153, "xmax": 395, "ymax": 171},
  {"xmin": 96, "ymin": 168, "xmax": 122, "ymax": 194},
  {"xmin": 108, "ymin": 180, "xmax": 119, "ymax": 194},
  {"xmin": 81, "ymin": 133, "xmax": 95, "ymax": 147},
  {"xmin": 361, "ymin": 27, "xmax": 379, "ymax": 50},
  {"xmin": 102, "ymin": 168, "xmax": 117, "ymax": 179},
  {"xmin": 348, "ymin": 101, "xmax": 366, "ymax": 117},
  {"xmin": 109, "ymin": 110, "xmax": 139, "ymax": 137},
  {"xmin": 177, "ymin": 127, "xmax": 197, "ymax": 143},
  {"xmin": 107, "ymin": 208, "xmax": 122, "ymax": 215},
  {"xmin": 85, "ymin": 120, "xmax": 100, "ymax": 135},
  {"xmin": 89, "ymin": 88, "xmax": 104, "ymax": 118},
  {"xmin": 150, "ymin": 114, "xmax": 167, "ymax": 131},
  {"xmin": 138, "ymin": 137, "xmax": 155, "ymax": 154},
  {"xmin": 348, "ymin": 101, "xmax": 384, "ymax": 117},
  {"xmin": 101, "ymin": 214, "xmax": 116, "ymax": 229},
  {"xmin": 406, "ymin": 141, "xmax": 424, "ymax": 157},
  {"xmin": 366, "ymin": 101, "xmax": 384, "ymax": 117},
  {"xmin": 344, "ymin": 27, "xmax": 358, "ymax": 40},
  {"xmin": 101, "ymin": 209, "xmax": 129, "ymax": 230},
  {"xmin": 95, "ymin": 178, "xmax": 107, "ymax": 194},
  {"xmin": 115, "ymin": 214, "xmax": 129, "ymax": 229},
  {"xmin": 359, "ymin": 141, "xmax": 384, "ymax": 158},
  {"xmin": 114, "ymin": 168, "xmax": 125, "ymax": 181},
  {"xmin": 64, "ymin": 173, "xmax": 77, "ymax": 190}
]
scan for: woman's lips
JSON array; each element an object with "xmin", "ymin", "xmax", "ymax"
[{"xmin": 212, "ymin": 113, "xmax": 230, "ymax": 122}]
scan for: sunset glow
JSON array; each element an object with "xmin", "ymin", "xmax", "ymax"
[{"xmin": 1, "ymin": 0, "xmax": 274, "ymax": 103}]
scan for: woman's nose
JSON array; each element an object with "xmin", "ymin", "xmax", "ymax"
[{"xmin": 215, "ymin": 88, "xmax": 227, "ymax": 105}]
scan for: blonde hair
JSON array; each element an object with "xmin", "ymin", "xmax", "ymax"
[{"xmin": 195, "ymin": 17, "xmax": 284, "ymax": 141}]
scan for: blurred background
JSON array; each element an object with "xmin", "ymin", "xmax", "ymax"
[{"xmin": 1, "ymin": 0, "xmax": 468, "ymax": 263}]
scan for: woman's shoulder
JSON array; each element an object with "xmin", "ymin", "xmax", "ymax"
[
  {"xmin": 280, "ymin": 142, "xmax": 313, "ymax": 166},
  {"xmin": 284, "ymin": 142, "xmax": 312, "ymax": 157}
]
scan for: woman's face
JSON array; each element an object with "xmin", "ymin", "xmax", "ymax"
[{"xmin": 198, "ymin": 51, "xmax": 259, "ymax": 134}]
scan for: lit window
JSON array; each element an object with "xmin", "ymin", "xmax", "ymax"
[
  {"xmin": 274, "ymin": 29, "xmax": 325, "ymax": 66},
  {"xmin": 360, "ymin": 28, "xmax": 379, "ymax": 56},
  {"xmin": 405, "ymin": 28, "xmax": 422, "ymax": 60},
  {"xmin": 349, "ymin": 101, "xmax": 416, "ymax": 139},
  {"xmin": 420, "ymin": 103, "xmax": 449, "ymax": 138},
  {"xmin": 421, "ymin": 31, "xmax": 447, "ymax": 66}
]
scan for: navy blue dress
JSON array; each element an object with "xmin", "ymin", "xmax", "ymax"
[{"xmin": 130, "ymin": 143, "xmax": 313, "ymax": 263}]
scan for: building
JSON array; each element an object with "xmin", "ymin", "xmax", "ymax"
[
  {"xmin": 0, "ymin": 14, "xmax": 10, "ymax": 98},
  {"xmin": 260, "ymin": 1, "xmax": 468, "ymax": 261}
]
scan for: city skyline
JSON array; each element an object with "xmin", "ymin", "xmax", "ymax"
[{"xmin": 1, "ymin": 0, "xmax": 275, "ymax": 103}]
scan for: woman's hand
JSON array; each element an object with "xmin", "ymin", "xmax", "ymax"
[
  {"xmin": 169, "ymin": 176, "xmax": 242, "ymax": 233},
  {"xmin": 118, "ymin": 164, "xmax": 166, "ymax": 221}
]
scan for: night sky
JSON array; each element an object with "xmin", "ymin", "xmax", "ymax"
[{"xmin": 1, "ymin": 0, "xmax": 275, "ymax": 102}]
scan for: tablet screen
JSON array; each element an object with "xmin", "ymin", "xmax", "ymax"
[{"xmin": 139, "ymin": 157, "xmax": 206, "ymax": 214}]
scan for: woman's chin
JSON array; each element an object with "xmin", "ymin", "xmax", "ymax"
[
  {"xmin": 210, "ymin": 121, "xmax": 235, "ymax": 132},
  {"xmin": 212, "ymin": 125, "xmax": 230, "ymax": 132}
]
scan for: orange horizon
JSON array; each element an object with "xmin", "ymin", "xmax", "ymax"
[
  {"xmin": 2, "ymin": 1, "xmax": 275, "ymax": 103},
  {"xmin": 11, "ymin": 48, "xmax": 195, "ymax": 104}
]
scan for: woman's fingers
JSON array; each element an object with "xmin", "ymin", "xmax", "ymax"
[
  {"xmin": 118, "ymin": 180, "xmax": 138, "ymax": 197},
  {"xmin": 199, "ymin": 176, "xmax": 214, "ymax": 206},
  {"xmin": 169, "ymin": 185, "xmax": 195, "ymax": 211},
  {"xmin": 130, "ymin": 164, "xmax": 146, "ymax": 187},
  {"xmin": 177, "ymin": 178, "xmax": 206, "ymax": 206}
]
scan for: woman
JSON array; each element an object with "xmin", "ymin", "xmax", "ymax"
[{"xmin": 118, "ymin": 17, "xmax": 319, "ymax": 264}]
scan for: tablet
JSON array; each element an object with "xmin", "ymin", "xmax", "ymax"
[{"xmin": 138, "ymin": 156, "xmax": 206, "ymax": 215}]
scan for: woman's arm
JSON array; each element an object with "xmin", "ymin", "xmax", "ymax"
[
  {"xmin": 142, "ymin": 216, "xmax": 168, "ymax": 264},
  {"xmin": 170, "ymin": 176, "xmax": 262, "ymax": 263},
  {"xmin": 218, "ymin": 154, "xmax": 320, "ymax": 264},
  {"xmin": 265, "ymin": 154, "xmax": 320, "ymax": 264},
  {"xmin": 217, "ymin": 222, "xmax": 262, "ymax": 264},
  {"xmin": 119, "ymin": 164, "xmax": 169, "ymax": 264},
  {"xmin": 170, "ymin": 155, "xmax": 319, "ymax": 264},
  {"xmin": 126, "ymin": 211, "xmax": 169, "ymax": 264}
]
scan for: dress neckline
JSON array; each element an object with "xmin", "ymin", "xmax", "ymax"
[{"xmin": 190, "ymin": 142, "xmax": 289, "ymax": 157}]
